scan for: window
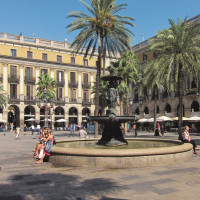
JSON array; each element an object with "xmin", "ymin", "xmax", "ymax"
[
  {"xmin": 26, "ymin": 85, "xmax": 33, "ymax": 98},
  {"xmin": 10, "ymin": 84, "xmax": 17, "ymax": 98},
  {"xmin": 11, "ymin": 49, "xmax": 17, "ymax": 57},
  {"xmin": 83, "ymin": 73, "xmax": 88, "ymax": 84},
  {"xmin": 83, "ymin": 59, "xmax": 88, "ymax": 66},
  {"xmin": 41, "ymin": 69, "xmax": 48, "ymax": 76},
  {"xmin": 57, "ymin": 87, "xmax": 63, "ymax": 99},
  {"xmin": 70, "ymin": 57, "xmax": 75, "ymax": 64},
  {"xmin": 57, "ymin": 71, "xmax": 63, "ymax": 82},
  {"xmin": 10, "ymin": 65, "xmax": 17, "ymax": 77},
  {"xmin": 42, "ymin": 53, "xmax": 48, "ymax": 61},
  {"xmin": 27, "ymin": 51, "xmax": 33, "ymax": 59},
  {"xmin": 25, "ymin": 67, "xmax": 33, "ymax": 79},
  {"xmin": 70, "ymin": 89, "xmax": 76, "ymax": 101},
  {"xmin": 143, "ymin": 54, "xmax": 147, "ymax": 62},
  {"xmin": 70, "ymin": 72, "xmax": 76, "ymax": 83},
  {"xmin": 57, "ymin": 55, "xmax": 62, "ymax": 63},
  {"xmin": 83, "ymin": 90, "xmax": 89, "ymax": 101}
]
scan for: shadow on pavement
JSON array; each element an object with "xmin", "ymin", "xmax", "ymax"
[{"xmin": 0, "ymin": 173, "xmax": 121, "ymax": 200}]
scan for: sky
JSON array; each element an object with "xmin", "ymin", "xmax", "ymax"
[{"xmin": 0, "ymin": 0, "xmax": 200, "ymax": 46}]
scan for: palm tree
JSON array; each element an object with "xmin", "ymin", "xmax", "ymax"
[
  {"xmin": 36, "ymin": 74, "xmax": 57, "ymax": 101},
  {"xmin": 67, "ymin": 0, "xmax": 135, "ymax": 137},
  {"xmin": 0, "ymin": 85, "xmax": 7, "ymax": 108},
  {"xmin": 145, "ymin": 17, "xmax": 200, "ymax": 140},
  {"xmin": 116, "ymin": 51, "xmax": 138, "ymax": 115}
]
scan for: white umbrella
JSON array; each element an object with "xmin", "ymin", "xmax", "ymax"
[
  {"xmin": 187, "ymin": 116, "xmax": 200, "ymax": 121},
  {"xmin": 172, "ymin": 117, "xmax": 189, "ymax": 121},
  {"xmin": 146, "ymin": 118, "xmax": 154, "ymax": 122},
  {"xmin": 156, "ymin": 116, "xmax": 172, "ymax": 121},
  {"xmin": 41, "ymin": 119, "xmax": 53, "ymax": 122},
  {"xmin": 138, "ymin": 118, "xmax": 147, "ymax": 123},
  {"xmin": 55, "ymin": 119, "xmax": 67, "ymax": 122},
  {"xmin": 0, "ymin": 119, "xmax": 6, "ymax": 123},
  {"xmin": 25, "ymin": 118, "xmax": 38, "ymax": 122}
]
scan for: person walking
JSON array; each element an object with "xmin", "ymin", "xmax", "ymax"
[
  {"xmin": 2, "ymin": 123, "xmax": 7, "ymax": 136},
  {"xmin": 133, "ymin": 123, "xmax": 137, "ymax": 138},
  {"xmin": 15, "ymin": 126, "xmax": 20, "ymax": 139},
  {"xmin": 36, "ymin": 123, "xmax": 40, "ymax": 135},
  {"xmin": 160, "ymin": 124, "xmax": 165, "ymax": 137},
  {"xmin": 24, "ymin": 124, "xmax": 27, "ymax": 135},
  {"xmin": 31, "ymin": 124, "xmax": 35, "ymax": 135}
]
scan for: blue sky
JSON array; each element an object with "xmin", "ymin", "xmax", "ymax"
[{"xmin": 0, "ymin": 0, "xmax": 200, "ymax": 45}]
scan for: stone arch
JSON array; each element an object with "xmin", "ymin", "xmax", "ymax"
[
  {"xmin": 82, "ymin": 107, "xmax": 91, "ymax": 116},
  {"xmin": 144, "ymin": 106, "xmax": 149, "ymax": 114},
  {"xmin": 191, "ymin": 100, "xmax": 199, "ymax": 112},
  {"xmin": 69, "ymin": 107, "xmax": 78, "ymax": 124},
  {"xmin": 165, "ymin": 104, "xmax": 171, "ymax": 113},
  {"xmin": 8, "ymin": 105, "xmax": 20, "ymax": 128},
  {"xmin": 24, "ymin": 105, "xmax": 36, "ymax": 127}
]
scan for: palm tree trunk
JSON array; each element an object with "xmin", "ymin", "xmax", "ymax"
[
  {"xmin": 154, "ymin": 88, "xmax": 158, "ymax": 132},
  {"xmin": 94, "ymin": 37, "xmax": 103, "ymax": 138},
  {"xmin": 178, "ymin": 64, "xmax": 184, "ymax": 140}
]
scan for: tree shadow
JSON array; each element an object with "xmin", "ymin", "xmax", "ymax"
[{"xmin": 0, "ymin": 172, "xmax": 122, "ymax": 200}]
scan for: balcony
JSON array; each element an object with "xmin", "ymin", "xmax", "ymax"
[
  {"xmin": 24, "ymin": 76, "xmax": 36, "ymax": 85},
  {"xmin": 8, "ymin": 95, "xmax": 20, "ymax": 104},
  {"xmin": 57, "ymin": 80, "xmax": 65, "ymax": 87},
  {"xmin": 24, "ymin": 96, "xmax": 36, "ymax": 105},
  {"xmin": 69, "ymin": 82, "xmax": 78, "ymax": 88},
  {"xmin": 82, "ymin": 99, "xmax": 92, "ymax": 107},
  {"xmin": 8, "ymin": 75, "xmax": 19, "ymax": 84},
  {"xmin": 69, "ymin": 98, "xmax": 77, "ymax": 103},
  {"xmin": 0, "ymin": 74, "xmax": 3, "ymax": 82},
  {"xmin": 55, "ymin": 98, "xmax": 65, "ymax": 106},
  {"xmin": 82, "ymin": 82, "xmax": 91, "ymax": 89}
]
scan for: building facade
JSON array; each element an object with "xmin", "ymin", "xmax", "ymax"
[
  {"xmin": 0, "ymin": 32, "xmax": 112, "ymax": 129},
  {"xmin": 131, "ymin": 14, "xmax": 200, "ymax": 126}
]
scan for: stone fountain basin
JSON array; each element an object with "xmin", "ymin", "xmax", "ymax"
[
  {"xmin": 49, "ymin": 138, "xmax": 193, "ymax": 169},
  {"xmin": 89, "ymin": 115, "xmax": 135, "ymax": 123}
]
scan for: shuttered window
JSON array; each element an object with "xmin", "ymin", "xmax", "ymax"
[
  {"xmin": 70, "ymin": 72, "xmax": 76, "ymax": 83},
  {"xmin": 27, "ymin": 51, "xmax": 33, "ymax": 59},
  {"xmin": 11, "ymin": 49, "xmax": 17, "ymax": 57},
  {"xmin": 83, "ymin": 90, "xmax": 89, "ymax": 101},
  {"xmin": 42, "ymin": 53, "xmax": 48, "ymax": 61},
  {"xmin": 83, "ymin": 59, "xmax": 88, "ymax": 66},
  {"xmin": 83, "ymin": 73, "xmax": 88, "ymax": 84},
  {"xmin": 57, "ymin": 55, "xmax": 62, "ymax": 63},
  {"xmin": 26, "ymin": 85, "xmax": 33, "ymax": 97},
  {"xmin": 41, "ymin": 69, "xmax": 48, "ymax": 76},
  {"xmin": 70, "ymin": 89, "xmax": 76, "ymax": 101},
  {"xmin": 25, "ymin": 67, "xmax": 33, "ymax": 79},
  {"xmin": 10, "ymin": 65, "xmax": 17, "ymax": 77},
  {"xmin": 70, "ymin": 57, "xmax": 75, "ymax": 64},
  {"xmin": 10, "ymin": 84, "xmax": 17, "ymax": 98},
  {"xmin": 57, "ymin": 71, "xmax": 63, "ymax": 82},
  {"xmin": 57, "ymin": 87, "xmax": 63, "ymax": 99}
]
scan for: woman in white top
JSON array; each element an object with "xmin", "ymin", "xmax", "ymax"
[{"xmin": 183, "ymin": 126, "xmax": 197, "ymax": 154}]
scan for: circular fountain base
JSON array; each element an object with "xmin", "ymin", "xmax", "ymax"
[{"xmin": 50, "ymin": 138, "xmax": 193, "ymax": 169}]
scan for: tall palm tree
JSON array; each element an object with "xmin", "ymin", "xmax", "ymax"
[
  {"xmin": 67, "ymin": 0, "xmax": 135, "ymax": 137},
  {"xmin": 0, "ymin": 85, "xmax": 7, "ymax": 108},
  {"xmin": 36, "ymin": 74, "xmax": 57, "ymax": 101},
  {"xmin": 117, "ymin": 51, "xmax": 138, "ymax": 115},
  {"xmin": 145, "ymin": 17, "xmax": 200, "ymax": 140}
]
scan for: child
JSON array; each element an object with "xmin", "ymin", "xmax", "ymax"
[
  {"xmin": 24, "ymin": 124, "xmax": 27, "ymax": 135},
  {"xmin": 15, "ymin": 126, "xmax": 21, "ymax": 139}
]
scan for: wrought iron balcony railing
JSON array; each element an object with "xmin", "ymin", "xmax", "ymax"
[{"xmin": 8, "ymin": 75, "xmax": 19, "ymax": 84}]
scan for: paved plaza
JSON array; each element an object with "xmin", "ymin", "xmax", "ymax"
[{"xmin": 0, "ymin": 130, "xmax": 200, "ymax": 200}]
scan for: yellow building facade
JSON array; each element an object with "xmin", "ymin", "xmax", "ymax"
[
  {"xmin": 131, "ymin": 15, "xmax": 200, "ymax": 130},
  {"xmin": 0, "ymin": 32, "xmax": 112, "ymax": 129}
]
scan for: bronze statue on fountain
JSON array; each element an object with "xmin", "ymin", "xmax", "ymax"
[{"xmin": 87, "ymin": 69, "xmax": 135, "ymax": 146}]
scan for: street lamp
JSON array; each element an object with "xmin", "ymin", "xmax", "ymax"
[{"xmin": 37, "ymin": 88, "xmax": 55, "ymax": 128}]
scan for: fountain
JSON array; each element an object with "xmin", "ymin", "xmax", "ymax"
[{"xmin": 49, "ymin": 72, "xmax": 193, "ymax": 169}]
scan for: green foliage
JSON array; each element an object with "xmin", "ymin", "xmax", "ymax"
[
  {"xmin": 36, "ymin": 74, "xmax": 57, "ymax": 101},
  {"xmin": 0, "ymin": 85, "xmax": 7, "ymax": 108},
  {"xmin": 67, "ymin": 0, "xmax": 135, "ymax": 58}
]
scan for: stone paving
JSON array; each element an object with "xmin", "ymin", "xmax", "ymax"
[{"xmin": 0, "ymin": 130, "xmax": 200, "ymax": 200}]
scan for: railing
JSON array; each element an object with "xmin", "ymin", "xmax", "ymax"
[
  {"xmin": 57, "ymin": 80, "xmax": 65, "ymax": 87},
  {"xmin": 69, "ymin": 82, "xmax": 78, "ymax": 88},
  {"xmin": 24, "ymin": 96, "xmax": 36, "ymax": 104},
  {"xmin": 82, "ymin": 82, "xmax": 91, "ymax": 89},
  {"xmin": 55, "ymin": 98, "xmax": 65, "ymax": 105},
  {"xmin": 8, "ymin": 95, "xmax": 20, "ymax": 104},
  {"xmin": 82, "ymin": 99, "xmax": 92, "ymax": 107},
  {"xmin": 8, "ymin": 75, "xmax": 19, "ymax": 84},
  {"xmin": 69, "ymin": 98, "xmax": 77, "ymax": 103},
  {"xmin": 24, "ymin": 76, "xmax": 36, "ymax": 84}
]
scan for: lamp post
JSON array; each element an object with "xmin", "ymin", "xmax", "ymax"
[{"xmin": 37, "ymin": 88, "xmax": 55, "ymax": 128}]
